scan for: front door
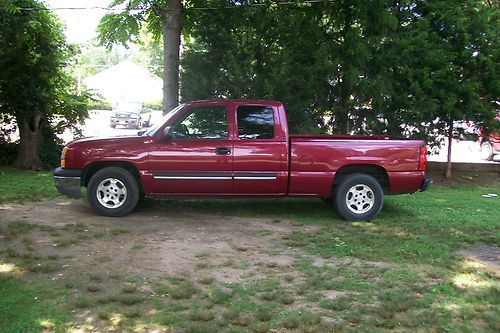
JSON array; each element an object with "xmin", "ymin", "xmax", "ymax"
[{"xmin": 148, "ymin": 104, "xmax": 233, "ymax": 195}]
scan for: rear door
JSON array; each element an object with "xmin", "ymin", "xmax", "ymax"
[
  {"xmin": 232, "ymin": 105, "xmax": 287, "ymax": 195},
  {"xmin": 148, "ymin": 104, "xmax": 233, "ymax": 195}
]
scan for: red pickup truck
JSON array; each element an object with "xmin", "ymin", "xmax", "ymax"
[{"xmin": 54, "ymin": 100, "xmax": 431, "ymax": 221}]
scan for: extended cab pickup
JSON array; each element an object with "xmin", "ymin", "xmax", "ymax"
[{"xmin": 54, "ymin": 100, "xmax": 431, "ymax": 221}]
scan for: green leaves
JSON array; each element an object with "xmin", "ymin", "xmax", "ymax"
[
  {"xmin": 0, "ymin": 0, "xmax": 21, "ymax": 14},
  {"xmin": 97, "ymin": 12, "xmax": 141, "ymax": 48},
  {"xmin": 0, "ymin": 0, "xmax": 91, "ymax": 168},
  {"xmin": 181, "ymin": 0, "xmax": 498, "ymax": 138},
  {"xmin": 96, "ymin": 0, "xmax": 164, "ymax": 49}
]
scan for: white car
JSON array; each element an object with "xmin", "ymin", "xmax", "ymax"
[{"xmin": 110, "ymin": 102, "xmax": 152, "ymax": 129}]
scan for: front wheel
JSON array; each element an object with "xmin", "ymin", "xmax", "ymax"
[
  {"xmin": 334, "ymin": 174, "xmax": 384, "ymax": 221},
  {"xmin": 87, "ymin": 167, "xmax": 139, "ymax": 217},
  {"xmin": 480, "ymin": 142, "xmax": 493, "ymax": 161},
  {"xmin": 136, "ymin": 118, "xmax": 143, "ymax": 129}
]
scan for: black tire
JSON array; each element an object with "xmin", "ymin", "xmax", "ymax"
[
  {"xmin": 480, "ymin": 142, "xmax": 494, "ymax": 161},
  {"xmin": 333, "ymin": 173, "xmax": 384, "ymax": 221},
  {"xmin": 136, "ymin": 118, "xmax": 143, "ymax": 129},
  {"xmin": 87, "ymin": 167, "xmax": 140, "ymax": 217}
]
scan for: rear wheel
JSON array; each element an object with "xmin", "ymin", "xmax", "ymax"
[
  {"xmin": 87, "ymin": 167, "xmax": 139, "ymax": 217},
  {"xmin": 480, "ymin": 141, "xmax": 493, "ymax": 161},
  {"xmin": 334, "ymin": 173, "xmax": 384, "ymax": 221}
]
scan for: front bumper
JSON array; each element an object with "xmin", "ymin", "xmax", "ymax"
[
  {"xmin": 110, "ymin": 117, "xmax": 139, "ymax": 127},
  {"xmin": 420, "ymin": 176, "xmax": 432, "ymax": 192},
  {"xmin": 53, "ymin": 167, "xmax": 82, "ymax": 198}
]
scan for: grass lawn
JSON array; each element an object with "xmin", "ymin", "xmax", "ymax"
[
  {"xmin": 0, "ymin": 169, "xmax": 59, "ymax": 203},
  {"xmin": 0, "ymin": 169, "xmax": 498, "ymax": 332}
]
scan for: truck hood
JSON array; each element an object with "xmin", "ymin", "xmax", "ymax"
[
  {"xmin": 63, "ymin": 134, "xmax": 151, "ymax": 169},
  {"xmin": 114, "ymin": 110, "xmax": 140, "ymax": 115},
  {"xmin": 67, "ymin": 135, "xmax": 147, "ymax": 148}
]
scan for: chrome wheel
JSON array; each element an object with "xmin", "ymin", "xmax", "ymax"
[
  {"xmin": 480, "ymin": 142, "xmax": 493, "ymax": 161},
  {"xmin": 96, "ymin": 178, "xmax": 127, "ymax": 209},
  {"xmin": 345, "ymin": 184, "xmax": 374, "ymax": 214}
]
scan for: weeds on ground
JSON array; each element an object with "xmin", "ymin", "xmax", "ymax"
[{"xmin": 0, "ymin": 182, "xmax": 498, "ymax": 332}]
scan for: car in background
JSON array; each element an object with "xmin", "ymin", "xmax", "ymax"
[
  {"xmin": 479, "ymin": 113, "xmax": 500, "ymax": 161},
  {"xmin": 453, "ymin": 120, "xmax": 478, "ymax": 141},
  {"xmin": 110, "ymin": 102, "xmax": 152, "ymax": 129}
]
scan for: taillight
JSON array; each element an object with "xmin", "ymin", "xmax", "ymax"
[{"xmin": 418, "ymin": 146, "xmax": 427, "ymax": 171}]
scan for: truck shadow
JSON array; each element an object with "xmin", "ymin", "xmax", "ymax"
[{"xmin": 134, "ymin": 197, "xmax": 414, "ymax": 225}]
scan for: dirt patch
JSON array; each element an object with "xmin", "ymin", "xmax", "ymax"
[
  {"xmin": 426, "ymin": 169, "xmax": 500, "ymax": 186},
  {"xmin": 458, "ymin": 244, "xmax": 500, "ymax": 277},
  {"xmin": 322, "ymin": 290, "xmax": 352, "ymax": 300},
  {"xmin": 0, "ymin": 198, "xmax": 310, "ymax": 285},
  {"xmin": 2, "ymin": 198, "xmax": 497, "ymax": 332}
]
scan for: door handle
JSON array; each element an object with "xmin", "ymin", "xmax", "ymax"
[{"xmin": 215, "ymin": 147, "xmax": 231, "ymax": 155}]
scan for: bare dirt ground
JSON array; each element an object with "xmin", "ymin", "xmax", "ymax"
[
  {"xmin": 0, "ymin": 198, "xmax": 317, "ymax": 285},
  {"xmin": 1, "ymin": 197, "xmax": 498, "ymax": 283},
  {"xmin": 459, "ymin": 244, "xmax": 500, "ymax": 278},
  {"xmin": 426, "ymin": 169, "xmax": 500, "ymax": 186},
  {"xmin": 1, "ymin": 198, "xmax": 499, "ymax": 332}
]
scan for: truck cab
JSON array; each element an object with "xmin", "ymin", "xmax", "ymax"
[{"xmin": 145, "ymin": 100, "xmax": 289, "ymax": 196}]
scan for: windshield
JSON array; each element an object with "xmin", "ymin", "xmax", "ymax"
[
  {"xmin": 114, "ymin": 102, "xmax": 142, "ymax": 112},
  {"xmin": 145, "ymin": 104, "xmax": 185, "ymax": 136}
]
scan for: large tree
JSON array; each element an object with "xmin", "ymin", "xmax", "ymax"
[
  {"xmin": 182, "ymin": 0, "xmax": 331, "ymax": 132},
  {"xmin": 416, "ymin": 0, "xmax": 498, "ymax": 177},
  {"xmin": 0, "ymin": 0, "xmax": 89, "ymax": 169},
  {"xmin": 97, "ymin": 0, "xmax": 182, "ymax": 115},
  {"xmin": 182, "ymin": 0, "xmax": 498, "ymax": 177}
]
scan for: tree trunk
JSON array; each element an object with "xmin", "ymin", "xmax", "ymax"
[
  {"xmin": 161, "ymin": 0, "xmax": 182, "ymax": 115},
  {"xmin": 14, "ymin": 111, "xmax": 44, "ymax": 169},
  {"xmin": 446, "ymin": 119, "xmax": 453, "ymax": 179},
  {"xmin": 335, "ymin": 3, "xmax": 353, "ymax": 134}
]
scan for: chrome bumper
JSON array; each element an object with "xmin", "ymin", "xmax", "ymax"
[{"xmin": 110, "ymin": 118, "xmax": 139, "ymax": 126}]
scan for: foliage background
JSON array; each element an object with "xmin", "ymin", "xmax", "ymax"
[
  {"xmin": 180, "ymin": 0, "xmax": 499, "ymax": 137},
  {"xmin": 0, "ymin": 0, "xmax": 499, "ymax": 169},
  {"xmin": 0, "ymin": 0, "xmax": 91, "ymax": 168}
]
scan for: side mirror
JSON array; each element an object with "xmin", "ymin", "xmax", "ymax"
[{"xmin": 161, "ymin": 126, "xmax": 173, "ymax": 141}]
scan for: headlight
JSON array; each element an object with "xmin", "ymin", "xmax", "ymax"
[{"xmin": 61, "ymin": 147, "xmax": 68, "ymax": 168}]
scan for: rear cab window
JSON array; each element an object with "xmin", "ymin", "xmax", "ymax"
[{"xmin": 236, "ymin": 105, "xmax": 275, "ymax": 140}]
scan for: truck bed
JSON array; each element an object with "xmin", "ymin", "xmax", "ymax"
[{"xmin": 288, "ymin": 135, "xmax": 425, "ymax": 197}]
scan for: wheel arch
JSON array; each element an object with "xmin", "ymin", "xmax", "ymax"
[
  {"xmin": 332, "ymin": 164, "xmax": 389, "ymax": 194},
  {"xmin": 82, "ymin": 161, "xmax": 144, "ymax": 196}
]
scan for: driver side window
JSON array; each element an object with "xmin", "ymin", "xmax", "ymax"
[{"xmin": 172, "ymin": 105, "xmax": 228, "ymax": 139}]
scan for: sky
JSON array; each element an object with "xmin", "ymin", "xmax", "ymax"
[{"xmin": 44, "ymin": 0, "xmax": 112, "ymax": 44}]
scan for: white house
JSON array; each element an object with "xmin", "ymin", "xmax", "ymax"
[{"xmin": 84, "ymin": 60, "xmax": 162, "ymax": 104}]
